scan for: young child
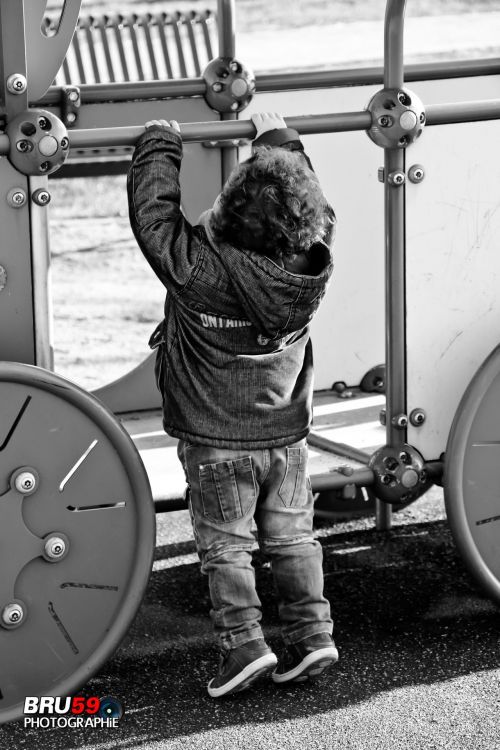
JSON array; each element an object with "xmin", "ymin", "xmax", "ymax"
[{"xmin": 128, "ymin": 112, "xmax": 337, "ymax": 698}]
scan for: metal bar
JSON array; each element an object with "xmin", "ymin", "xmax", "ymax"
[
  {"xmin": 72, "ymin": 26, "xmax": 87, "ymax": 84},
  {"xmin": 37, "ymin": 77, "xmax": 206, "ymax": 105},
  {"xmin": 155, "ymin": 14, "xmax": 174, "ymax": 79},
  {"xmin": 153, "ymin": 466, "xmax": 376, "ymax": 513},
  {"xmin": 172, "ymin": 16, "xmax": 188, "ymax": 78},
  {"xmin": 29, "ymin": 176, "xmax": 53, "ymax": 370},
  {"xmin": 186, "ymin": 14, "xmax": 202, "ymax": 76},
  {"xmin": 384, "ymin": 149, "xmax": 407, "ymax": 450},
  {"xmin": 384, "ymin": 0, "xmax": 406, "ymax": 89},
  {"xmin": 127, "ymin": 15, "xmax": 145, "ymax": 81},
  {"xmin": 83, "ymin": 19, "xmax": 101, "ymax": 84},
  {"xmin": 98, "ymin": 17, "xmax": 116, "ymax": 82},
  {"xmin": 426, "ymin": 99, "xmax": 500, "ymax": 125},
  {"xmin": 375, "ymin": 499, "xmax": 393, "ymax": 530},
  {"xmin": 217, "ymin": 0, "xmax": 235, "ymax": 58},
  {"xmin": 64, "ymin": 111, "xmax": 372, "ymax": 150},
  {"xmin": 140, "ymin": 14, "xmax": 160, "ymax": 80},
  {"xmin": 307, "ymin": 432, "xmax": 371, "ymax": 465},
  {"xmin": 201, "ymin": 12, "xmax": 215, "ymax": 60},
  {"xmin": 113, "ymin": 15, "xmax": 130, "ymax": 81},
  {"xmin": 0, "ymin": 1, "xmax": 29, "ymax": 115},
  {"xmin": 255, "ymin": 58, "xmax": 500, "ymax": 93}
]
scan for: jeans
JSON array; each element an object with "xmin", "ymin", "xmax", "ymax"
[{"xmin": 177, "ymin": 439, "xmax": 333, "ymax": 652}]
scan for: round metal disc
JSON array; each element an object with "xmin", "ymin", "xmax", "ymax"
[
  {"xmin": 0, "ymin": 363, "xmax": 155, "ymax": 724},
  {"xmin": 444, "ymin": 345, "xmax": 500, "ymax": 603}
]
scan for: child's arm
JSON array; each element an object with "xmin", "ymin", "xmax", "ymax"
[{"xmin": 127, "ymin": 119, "xmax": 201, "ymax": 294}]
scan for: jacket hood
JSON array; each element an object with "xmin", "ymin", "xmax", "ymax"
[{"xmin": 198, "ymin": 209, "xmax": 333, "ymax": 341}]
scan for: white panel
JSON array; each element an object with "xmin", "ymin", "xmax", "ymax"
[
  {"xmin": 406, "ymin": 120, "xmax": 500, "ymax": 459},
  {"xmin": 243, "ymin": 87, "xmax": 385, "ymax": 390},
  {"xmin": 240, "ymin": 75, "xmax": 500, "ymax": 396}
]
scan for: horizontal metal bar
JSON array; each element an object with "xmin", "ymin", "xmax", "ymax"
[
  {"xmin": 36, "ymin": 57, "xmax": 500, "ymax": 107},
  {"xmin": 153, "ymin": 466, "xmax": 376, "ymax": 513},
  {"xmin": 255, "ymin": 58, "xmax": 500, "ymax": 92},
  {"xmin": 307, "ymin": 431, "xmax": 371, "ymax": 465},
  {"xmin": 37, "ymin": 78, "xmax": 206, "ymax": 106},
  {"xmin": 65, "ymin": 111, "xmax": 372, "ymax": 149},
  {"xmin": 426, "ymin": 99, "xmax": 500, "ymax": 125}
]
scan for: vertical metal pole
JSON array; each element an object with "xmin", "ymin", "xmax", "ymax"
[
  {"xmin": 217, "ymin": 0, "xmax": 238, "ymax": 184},
  {"xmin": 0, "ymin": 2, "xmax": 36, "ymax": 366},
  {"xmin": 30, "ymin": 176, "xmax": 54, "ymax": 370},
  {"xmin": 377, "ymin": 0, "xmax": 407, "ymax": 531}
]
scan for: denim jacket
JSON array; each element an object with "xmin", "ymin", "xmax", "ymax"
[{"xmin": 128, "ymin": 126, "xmax": 335, "ymax": 448}]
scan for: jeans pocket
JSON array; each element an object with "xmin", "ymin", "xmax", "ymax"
[
  {"xmin": 278, "ymin": 447, "xmax": 308, "ymax": 507},
  {"xmin": 199, "ymin": 456, "xmax": 257, "ymax": 524}
]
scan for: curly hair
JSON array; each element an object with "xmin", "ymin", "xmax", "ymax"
[{"xmin": 211, "ymin": 146, "xmax": 332, "ymax": 260}]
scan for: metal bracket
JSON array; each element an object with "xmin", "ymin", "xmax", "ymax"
[
  {"xmin": 61, "ymin": 86, "xmax": 81, "ymax": 128},
  {"xmin": 202, "ymin": 139, "xmax": 250, "ymax": 149}
]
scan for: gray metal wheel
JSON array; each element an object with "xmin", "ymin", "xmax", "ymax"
[
  {"xmin": 445, "ymin": 345, "xmax": 500, "ymax": 604},
  {"xmin": 0, "ymin": 363, "xmax": 155, "ymax": 724}
]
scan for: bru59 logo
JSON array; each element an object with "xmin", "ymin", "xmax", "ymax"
[{"xmin": 24, "ymin": 695, "xmax": 124, "ymax": 728}]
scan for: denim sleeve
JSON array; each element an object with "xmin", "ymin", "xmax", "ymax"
[{"xmin": 127, "ymin": 126, "xmax": 202, "ymax": 295}]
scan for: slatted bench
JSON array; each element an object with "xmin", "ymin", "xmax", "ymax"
[{"xmin": 44, "ymin": 10, "xmax": 217, "ymax": 84}]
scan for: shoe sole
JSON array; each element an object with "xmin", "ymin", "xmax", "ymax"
[
  {"xmin": 207, "ymin": 653, "xmax": 278, "ymax": 698},
  {"xmin": 272, "ymin": 646, "xmax": 339, "ymax": 684}
]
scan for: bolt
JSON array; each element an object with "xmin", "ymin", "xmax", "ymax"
[
  {"xmin": 212, "ymin": 82, "xmax": 223, "ymax": 92},
  {"xmin": 420, "ymin": 112, "xmax": 426, "ymax": 123},
  {"xmin": 381, "ymin": 474, "xmax": 392, "ymax": 485},
  {"xmin": 16, "ymin": 139, "xmax": 32, "ymax": 153},
  {"xmin": 7, "ymin": 189, "xmax": 27, "ymax": 208},
  {"xmin": 1, "ymin": 602, "xmax": 24, "ymax": 627},
  {"xmin": 65, "ymin": 112, "xmax": 77, "ymax": 125},
  {"xmin": 392, "ymin": 413, "xmax": 408, "ymax": 428},
  {"xmin": 38, "ymin": 161, "xmax": 50, "ymax": 173},
  {"xmin": 410, "ymin": 407, "xmax": 426, "ymax": 425},
  {"xmin": 38, "ymin": 116, "xmax": 50, "ymax": 131},
  {"xmin": 384, "ymin": 456, "xmax": 399, "ymax": 472},
  {"xmin": 378, "ymin": 115, "xmax": 392, "ymax": 127},
  {"xmin": 229, "ymin": 61, "xmax": 240, "ymax": 73},
  {"xmin": 408, "ymin": 165, "xmax": 425, "ymax": 184},
  {"xmin": 6, "ymin": 73, "xmax": 27, "ymax": 95},
  {"xmin": 44, "ymin": 536, "xmax": 67, "ymax": 561},
  {"xmin": 68, "ymin": 90, "xmax": 79, "ymax": 102},
  {"xmin": 388, "ymin": 171, "xmax": 405, "ymax": 187},
  {"xmin": 60, "ymin": 137, "xmax": 69, "ymax": 149},
  {"xmin": 230, "ymin": 101, "xmax": 239, "ymax": 111},
  {"xmin": 32, "ymin": 188, "xmax": 51, "ymax": 206},
  {"xmin": 14, "ymin": 471, "xmax": 37, "ymax": 493},
  {"xmin": 399, "ymin": 451, "xmax": 411, "ymax": 465}
]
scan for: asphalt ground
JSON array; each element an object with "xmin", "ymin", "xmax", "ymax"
[{"xmin": 2, "ymin": 486, "xmax": 500, "ymax": 750}]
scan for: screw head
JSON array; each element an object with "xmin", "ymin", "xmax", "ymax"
[
  {"xmin": 66, "ymin": 112, "xmax": 77, "ymax": 124},
  {"xmin": 44, "ymin": 535, "xmax": 67, "ymax": 561},
  {"xmin": 1, "ymin": 602, "xmax": 25, "ymax": 627},
  {"xmin": 388, "ymin": 171, "xmax": 406, "ymax": 187},
  {"xmin": 6, "ymin": 73, "xmax": 27, "ymax": 95},
  {"xmin": 32, "ymin": 188, "xmax": 51, "ymax": 206},
  {"xmin": 14, "ymin": 471, "xmax": 37, "ymax": 493},
  {"xmin": 60, "ymin": 137, "xmax": 69, "ymax": 149},
  {"xmin": 16, "ymin": 139, "xmax": 32, "ymax": 153},
  {"xmin": 68, "ymin": 90, "xmax": 79, "ymax": 102},
  {"xmin": 408, "ymin": 165, "xmax": 425, "ymax": 184},
  {"xmin": 7, "ymin": 188, "xmax": 27, "ymax": 208}
]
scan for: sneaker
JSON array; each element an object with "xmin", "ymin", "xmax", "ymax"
[
  {"xmin": 207, "ymin": 638, "xmax": 278, "ymax": 698},
  {"xmin": 272, "ymin": 633, "xmax": 338, "ymax": 684}
]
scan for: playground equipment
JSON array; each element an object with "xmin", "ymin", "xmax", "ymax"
[{"xmin": 1, "ymin": 0, "xmax": 500, "ymax": 724}]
